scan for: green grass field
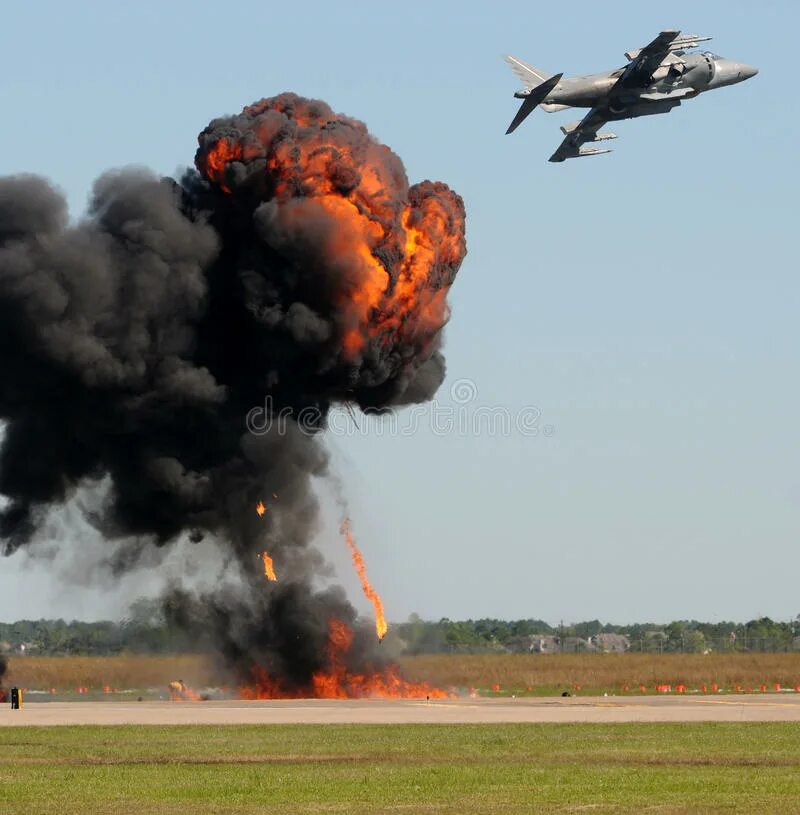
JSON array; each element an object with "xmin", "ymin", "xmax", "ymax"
[{"xmin": 1, "ymin": 723, "xmax": 798, "ymax": 814}]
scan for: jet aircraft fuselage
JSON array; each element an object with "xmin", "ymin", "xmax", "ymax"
[
  {"xmin": 541, "ymin": 53, "xmax": 756, "ymax": 108},
  {"xmin": 504, "ymin": 32, "xmax": 758, "ymax": 161}
]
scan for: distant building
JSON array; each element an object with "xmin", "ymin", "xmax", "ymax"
[
  {"xmin": 529, "ymin": 635, "xmax": 590, "ymax": 653},
  {"xmin": 529, "ymin": 636, "xmax": 558, "ymax": 653},
  {"xmin": 589, "ymin": 633, "xmax": 630, "ymax": 653}
]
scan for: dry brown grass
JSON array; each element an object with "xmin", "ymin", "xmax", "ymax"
[
  {"xmin": 6, "ymin": 652, "xmax": 800, "ymax": 692},
  {"xmin": 399, "ymin": 652, "xmax": 800, "ymax": 690},
  {"xmin": 4, "ymin": 654, "xmax": 221, "ymax": 690}
]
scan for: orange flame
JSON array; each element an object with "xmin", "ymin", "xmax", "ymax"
[
  {"xmin": 168, "ymin": 680, "xmax": 202, "ymax": 702},
  {"xmin": 340, "ymin": 517, "xmax": 387, "ymax": 640},
  {"xmin": 256, "ymin": 500, "xmax": 266, "ymax": 517},
  {"xmin": 260, "ymin": 551, "xmax": 277, "ymax": 582},
  {"xmin": 239, "ymin": 618, "xmax": 452, "ymax": 700},
  {"xmin": 202, "ymin": 137, "xmax": 243, "ymax": 193},
  {"xmin": 195, "ymin": 95, "xmax": 466, "ymax": 367}
]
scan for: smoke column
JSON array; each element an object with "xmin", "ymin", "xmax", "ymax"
[{"xmin": 0, "ymin": 93, "xmax": 466, "ymax": 689}]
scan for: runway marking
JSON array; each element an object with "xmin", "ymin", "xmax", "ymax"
[
  {"xmin": 681, "ymin": 698, "xmax": 800, "ymax": 708},
  {"xmin": 549, "ymin": 698, "xmax": 800, "ymax": 710},
  {"xmin": 410, "ymin": 703, "xmax": 481, "ymax": 709}
]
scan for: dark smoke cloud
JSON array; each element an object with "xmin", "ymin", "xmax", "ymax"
[
  {"xmin": 164, "ymin": 582, "xmax": 375, "ymax": 689},
  {"xmin": 0, "ymin": 93, "xmax": 465, "ymax": 688}
]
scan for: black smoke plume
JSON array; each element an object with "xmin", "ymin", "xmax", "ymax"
[{"xmin": 0, "ymin": 93, "xmax": 466, "ymax": 689}]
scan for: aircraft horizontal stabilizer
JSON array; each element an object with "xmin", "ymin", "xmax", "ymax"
[{"xmin": 505, "ymin": 73, "xmax": 563, "ymax": 135}]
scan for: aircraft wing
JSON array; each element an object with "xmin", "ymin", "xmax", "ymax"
[
  {"xmin": 549, "ymin": 106, "xmax": 615, "ymax": 162},
  {"xmin": 613, "ymin": 29, "xmax": 683, "ymax": 90}
]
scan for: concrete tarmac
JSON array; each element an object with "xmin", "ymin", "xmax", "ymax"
[{"xmin": 3, "ymin": 695, "xmax": 800, "ymax": 726}]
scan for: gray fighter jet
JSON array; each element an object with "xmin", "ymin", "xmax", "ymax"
[{"xmin": 504, "ymin": 30, "xmax": 757, "ymax": 161}]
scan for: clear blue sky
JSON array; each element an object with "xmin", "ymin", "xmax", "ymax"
[{"xmin": 0, "ymin": 0, "xmax": 796, "ymax": 624}]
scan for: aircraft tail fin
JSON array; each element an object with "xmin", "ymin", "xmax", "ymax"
[{"xmin": 505, "ymin": 72, "xmax": 563, "ymax": 135}]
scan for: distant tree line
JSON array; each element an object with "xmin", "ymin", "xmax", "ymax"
[
  {"xmin": 0, "ymin": 599, "xmax": 195, "ymax": 656},
  {"xmin": 396, "ymin": 615, "xmax": 800, "ymax": 655},
  {"xmin": 1, "ymin": 605, "xmax": 798, "ymax": 656}
]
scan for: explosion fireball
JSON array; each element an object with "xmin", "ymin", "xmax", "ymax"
[{"xmin": 0, "ymin": 93, "xmax": 466, "ymax": 698}]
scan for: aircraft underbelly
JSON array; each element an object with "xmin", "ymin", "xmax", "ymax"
[
  {"xmin": 607, "ymin": 98, "xmax": 683, "ymax": 120},
  {"xmin": 547, "ymin": 72, "xmax": 609, "ymax": 106},
  {"xmin": 552, "ymin": 89, "xmax": 607, "ymax": 108}
]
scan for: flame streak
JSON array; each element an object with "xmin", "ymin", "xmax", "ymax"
[
  {"xmin": 340, "ymin": 518, "xmax": 387, "ymax": 640},
  {"xmin": 260, "ymin": 551, "xmax": 277, "ymax": 582},
  {"xmin": 239, "ymin": 619, "xmax": 451, "ymax": 700}
]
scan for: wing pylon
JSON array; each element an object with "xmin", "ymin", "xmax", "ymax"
[{"xmin": 549, "ymin": 107, "xmax": 615, "ymax": 162}]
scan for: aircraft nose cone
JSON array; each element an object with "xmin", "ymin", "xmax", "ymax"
[{"xmin": 740, "ymin": 64, "xmax": 758, "ymax": 80}]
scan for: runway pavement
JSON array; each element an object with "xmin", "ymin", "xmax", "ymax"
[{"xmin": 3, "ymin": 694, "xmax": 800, "ymax": 726}]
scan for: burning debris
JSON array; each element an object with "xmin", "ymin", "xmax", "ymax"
[
  {"xmin": 340, "ymin": 517, "xmax": 387, "ymax": 641},
  {"xmin": 0, "ymin": 93, "xmax": 466, "ymax": 697},
  {"xmin": 168, "ymin": 679, "xmax": 202, "ymax": 702},
  {"xmin": 260, "ymin": 551, "xmax": 278, "ymax": 582},
  {"xmin": 255, "ymin": 501, "xmax": 267, "ymax": 517}
]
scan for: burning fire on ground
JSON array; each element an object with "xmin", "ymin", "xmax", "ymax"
[
  {"xmin": 237, "ymin": 522, "xmax": 448, "ymax": 699},
  {"xmin": 168, "ymin": 680, "xmax": 202, "ymax": 702},
  {"xmin": 240, "ymin": 619, "xmax": 451, "ymax": 700}
]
